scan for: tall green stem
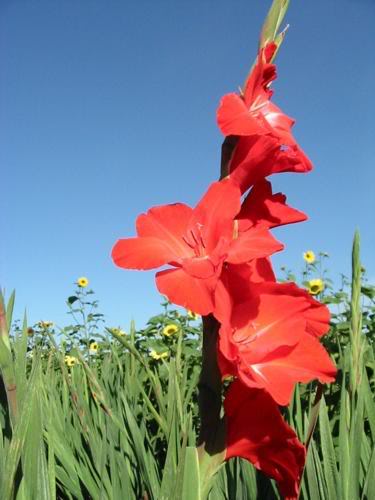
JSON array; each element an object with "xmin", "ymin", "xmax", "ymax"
[
  {"xmin": 350, "ymin": 230, "xmax": 363, "ymax": 393},
  {"xmin": 0, "ymin": 292, "xmax": 18, "ymax": 427}
]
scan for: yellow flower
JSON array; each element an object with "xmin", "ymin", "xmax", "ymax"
[
  {"xmin": 162, "ymin": 324, "xmax": 179, "ymax": 337},
  {"xmin": 27, "ymin": 327, "xmax": 35, "ymax": 336},
  {"xmin": 38, "ymin": 320, "xmax": 54, "ymax": 329},
  {"xmin": 112, "ymin": 327, "xmax": 127, "ymax": 336},
  {"xmin": 150, "ymin": 350, "xmax": 169, "ymax": 360},
  {"xmin": 64, "ymin": 355, "xmax": 77, "ymax": 367},
  {"xmin": 77, "ymin": 277, "xmax": 89, "ymax": 288},
  {"xmin": 89, "ymin": 342, "xmax": 99, "ymax": 355},
  {"xmin": 187, "ymin": 310, "xmax": 199, "ymax": 320},
  {"xmin": 307, "ymin": 279, "xmax": 324, "ymax": 295},
  {"xmin": 303, "ymin": 250, "xmax": 316, "ymax": 264}
]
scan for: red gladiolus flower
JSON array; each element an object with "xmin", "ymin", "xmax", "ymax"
[
  {"xmin": 216, "ymin": 275, "xmax": 336, "ymax": 406},
  {"xmin": 217, "ymin": 44, "xmax": 279, "ymax": 138},
  {"xmin": 225, "ymin": 380, "xmax": 306, "ymax": 500},
  {"xmin": 216, "ymin": 44, "xmax": 312, "ymax": 193},
  {"xmin": 217, "ymin": 43, "xmax": 300, "ymax": 144},
  {"xmin": 112, "ymin": 179, "xmax": 283, "ymax": 315}
]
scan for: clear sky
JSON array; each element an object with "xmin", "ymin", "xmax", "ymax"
[{"xmin": 1, "ymin": 0, "xmax": 374, "ymax": 330}]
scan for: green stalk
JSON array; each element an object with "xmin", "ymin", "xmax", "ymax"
[
  {"xmin": 197, "ymin": 315, "xmax": 225, "ymax": 499},
  {"xmin": 0, "ymin": 291, "xmax": 18, "ymax": 427},
  {"xmin": 260, "ymin": 0, "xmax": 290, "ymax": 50},
  {"xmin": 350, "ymin": 230, "xmax": 364, "ymax": 393},
  {"xmin": 304, "ymin": 382, "xmax": 324, "ymax": 451},
  {"xmin": 197, "ymin": 316, "xmax": 223, "ymax": 450}
]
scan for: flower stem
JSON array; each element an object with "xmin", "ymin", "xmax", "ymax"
[
  {"xmin": 220, "ymin": 136, "xmax": 238, "ymax": 180},
  {"xmin": 197, "ymin": 315, "xmax": 222, "ymax": 449},
  {"xmin": 197, "ymin": 315, "xmax": 226, "ymax": 499},
  {"xmin": 197, "ymin": 134, "xmax": 238, "ymax": 461}
]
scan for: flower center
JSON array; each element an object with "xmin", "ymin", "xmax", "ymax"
[{"xmin": 182, "ymin": 223, "xmax": 206, "ymax": 257}]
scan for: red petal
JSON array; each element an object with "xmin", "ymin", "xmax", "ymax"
[
  {"xmin": 181, "ymin": 256, "xmax": 218, "ymax": 279},
  {"xmin": 238, "ymin": 179, "xmax": 307, "ymax": 231},
  {"xmin": 230, "ymin": 135, "xmax": 312, "ymax": 193},
  {"xmin": 218, "ymin": 282, "xmax": 335, "ymax": 405},
  {"xmin": 217, "ymin": 93, "xmax": 269, "ymax": 137},
  {"xmin": 246, "ymin": 258, "xmax": 276, "ymax": 282},
  {"xmin": 230, "ymin": 282, "xmax": 330, "ymax": 346},
  {"xmin": 156, "ymin": 268, "xmax": 215, "ymax": 315},
  {"xmin": 136, "ymin": 203, "xmax": 193, "ymax": 258},
  {"xmin": 231, "ymin": 298, "xmax": 305, "ymax": 350},
  {"xmin": 213, "ymin": 260, "xmax": 275, "ymax": 323},
  {"xmin": 112, "ymin": 237, "xmax": 178, "ymax": 270},
  {"xmin": 225, "ymin": 380, "xmax": 306, "ymax": 499},
  {"xmin": 266, "ymin": 282, "xmax": 330, "ymax": 338},
  {"xmin": 264, "ymin": 42, "xmax": 277, "ymax": 63},
  {"xmin": 243, "ymin": 47, "xmax": 277, "ymax": 106},
  {"xmin": 305, "ymin": 303, "xmax": 331, "ymax": 338},
  {"xmin": 214, "ymin": 271, "xmax": 242, "ymax": 325},
  {"xmin": 263, "ymin": 101, "xmax": 296, "ymax": 143},
  {"xmin": 244, "ymin": 336, "xmax": 337, "ymax": 405},
  {"xmin": 190, "ymin": 179, "xmax": 241, "ymax": 253},
  {"xmin": 226, "ymin": 227, "xmax": 283, "ymax": 264}
]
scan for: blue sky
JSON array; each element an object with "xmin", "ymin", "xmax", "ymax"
[{"xmin": 1, "ymin": 0, "xmax": 374, "ymax": 331}]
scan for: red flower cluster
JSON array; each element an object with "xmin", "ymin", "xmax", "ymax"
[{"xmin": 112, "ymin": 42, "xmax": 336, "ymax": 499}]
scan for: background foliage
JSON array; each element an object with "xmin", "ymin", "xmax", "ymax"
[{"xmin": 1, "ymin": 236, "xmax": 374, "ymax": 499}]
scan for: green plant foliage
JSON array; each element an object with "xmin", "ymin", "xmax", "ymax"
[{"xmin": 0, "ymin": 235, "xmax": 374, "ymax": 499}]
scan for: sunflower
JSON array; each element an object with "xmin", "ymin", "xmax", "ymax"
[
  {"xmin": 112, "ymin": 327, "xmax": 127, "ymax": 336},
  {"xmin": 77, "ymin": 277, "xmax": 89, "ymax": 288},
  {"xmin": 64, "ymin": 355, "xmax": 77, "ymax": 367},
  {"xmin": 162, "ymin": 324, "xmax": 179, "ymax": 337},
  {"xmin": 150, "ymin": 350, "xmax": 169, "ymax": 360},
  {"xmin": 303, "ymin": 250, "xmax": 316, "ymax": 264},
  {"xmin": 307, "ymin": 279, "xmax": 324, "ymax": 295},
  {"xmin": 89, "ymin": 341, "xmax": 99, "ymax": 355}
]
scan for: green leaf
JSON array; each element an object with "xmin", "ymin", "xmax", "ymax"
[
  {"xmin": 362, "ymin": 448, "xmax": 375, "ymax": 500},
  {"xmin": 182, "ymin": 447, "xmax": 201, "ymax": 500},
  {"xmin": 348, "ymin": 387, "xmax": 364, "ymax": 500},
  {"xmin": 6, "ymin": 291, "xmax": 16, "ymax": 333},
  {"xmin": 1, "ymin": 364, "xmax": 39, "ymax": 500},
  {"xmin": 338, "ymin": 376, "xmax": 350, "ymax": 500},
  {"xmin": 197, "ymin": 422, "xmax": 226, "ymax": 499},
  {"xmin": 260, "ymin": 0, "xmax": 290, "ymax": 48},
  {"xmin": 319, "ymin": 397, "xmax": 338, "ymax": 498}
]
